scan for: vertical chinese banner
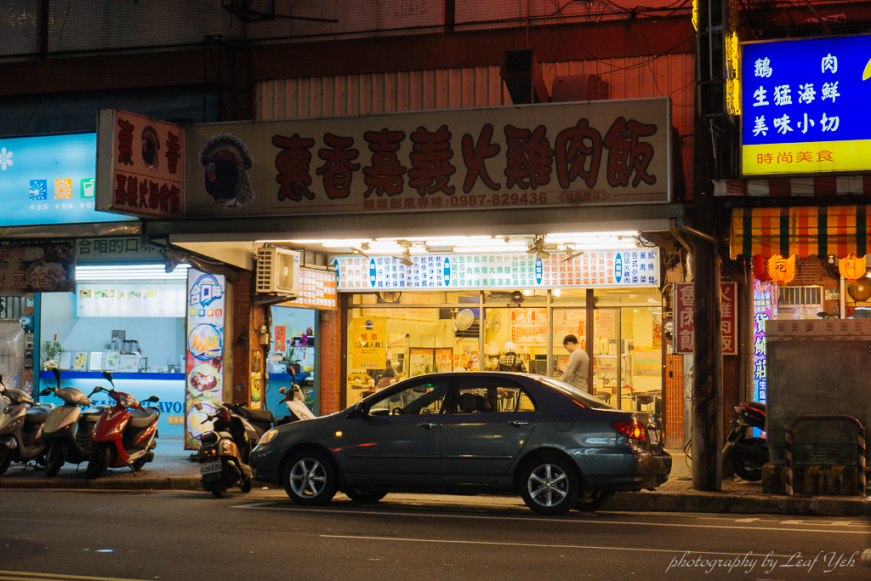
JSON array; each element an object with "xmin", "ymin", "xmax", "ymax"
[
  {"xmin": 95, "ymin": 108, "xmax": 184, "ymax": 219},
  {"xmin": 183, "ymin": 269, "xmax": 226, "ymax": 450},
  {"xmin": 351, "ymin": 318, "xmax": 387, "ymax": 368},
  {"xmin": 752, "ymin": 280, "xmax": 777, "ymax": 403},
  {"xmin": 720, "ymin": 282, "xmax": 738, "ymax": 355},
  {"xmin": 434, "ymin": 348, "xmax": 453, "ymax": 372},
  {"xmin": 673, "ymin": 283, "xmax": 695, "ymax": 354}
]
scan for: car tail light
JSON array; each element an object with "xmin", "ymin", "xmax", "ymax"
[{"xmin": 612, "ymin": 420, "xmax": 647, "ymax": 441}]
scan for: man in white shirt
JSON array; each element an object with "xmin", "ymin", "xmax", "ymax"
[{"xmin": 560, "ymin": 334, "xmax": 589, "ymax": 391}]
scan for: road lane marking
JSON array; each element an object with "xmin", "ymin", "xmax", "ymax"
[
  {"xmin": 0, "ymin": 572, "xmax": 149, "ymax": 581},
  {"xmin": 232, "ymin": 503, "xmax": 868, "ymax": 535},
  {"xmin": 320, "ymin": 534, "xmax": 797, "ymax": 559}
]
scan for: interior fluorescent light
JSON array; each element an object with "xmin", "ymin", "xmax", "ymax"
[
  {"xmin": 546, "ymin": 231, "xmax": 639, "ymax": 239},
  {"xmin": 76, "ymin": 264, "xmax": 190, "ymax": 281},
  {"xmin": 451, "ymin": 246, "xmax": 528, "ymax": 253}
]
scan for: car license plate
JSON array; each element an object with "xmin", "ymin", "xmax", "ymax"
[
  {"xmin": 201, "ymin": 461, "xmax": 222, "ymax": 475},
  {"xmin": 649, "ymin": 428, "xmax": 661, "ymax": 446}
]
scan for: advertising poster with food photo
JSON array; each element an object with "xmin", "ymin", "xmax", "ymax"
[
  {"xmin": 0, "ymin": 242, "xmax": 75, "ymax": 294},
  {"xmin": 184, "ymin": 268, "xmax": 226, "ymax": 450}
]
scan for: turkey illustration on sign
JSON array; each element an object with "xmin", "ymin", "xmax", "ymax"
[{"xmin": 199, "ymin": 133, "xmax": 255, "ymax": 208}]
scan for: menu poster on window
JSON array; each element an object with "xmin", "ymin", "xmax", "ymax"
[
  {"xmin": 278, "ymin": 267, "xmax": 337, "ymax": 310},
  {"xmin": 76, "ymin": 283, "xmax": 185, "ymax": 317},
  {"xmin": 351, "ymin": 317, "xmax": 387, "ymax": 369},
  {"xmin": 434, "ymin": 348, "xmax": 453, "ymax": 373},
  {"xmin": 334, "ymin": 249, "xmax": 660, "ymax": 291},
  {"xmin": 409, "ymin": 348, "xmax": 435, "ymax": 376},
  {"xmin": 184, "ymin": 269, "xmax": 226, "ymax": 450}
]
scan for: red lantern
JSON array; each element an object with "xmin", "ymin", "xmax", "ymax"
[
  {"xmin": 753, "ymin": 255, "xmax": 771, "ymax": 281},
  {"xmin": 838, "ymin": 254, "xmax": 866, "ymax": 282},
  {"xmin": 767, "ymin": 254, "xmax": 796, "ymax": 284}
]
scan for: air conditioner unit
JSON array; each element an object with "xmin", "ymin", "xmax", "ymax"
[{"xmin": 256, "ymin": 247, "xmax": 300, "ymax": 296}]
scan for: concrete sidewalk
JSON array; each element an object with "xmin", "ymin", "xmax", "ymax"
[{"xmin": 1, "ymin": 440, "xmax": 867, "ymax": 517}]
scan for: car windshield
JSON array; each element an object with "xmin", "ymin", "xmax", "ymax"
[{"xmin": 537, "ymin": 377, "xmax": 615, "ymax": 410}]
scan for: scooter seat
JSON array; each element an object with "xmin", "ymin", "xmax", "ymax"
[
  {"xmin": 237, "ymin": 407, "xmax": 274, "ymax": 424},
  {"xmin": 128, "ymin": 406, "xmax": 159, "ymax": 429},
  {"xmin": 25, "ymin": 406, "xmax": 50, "ymax": 424},
  {"xmin": 744, "ymin": 401, "xmax": 767, "ymax": 413},
  {"xmin": 81, "ymin": 405, "xmax": 109, "ymax": 419}
]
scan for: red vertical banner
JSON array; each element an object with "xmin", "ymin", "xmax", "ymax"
[
  {"xmin": 673, "ymin": 283, "xmax": 695, "ymax": 354},
  {"xmin": 274, "ymin": 325, "xmax": 286, "ymax": 351}
]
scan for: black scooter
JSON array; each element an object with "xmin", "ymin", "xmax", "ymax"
[
  {"xmin": 723, "ymin": 401, "xmax": 769, "ymax": 481},
  {"xmin": 196, "ymin": 401, "xmax": 274, "ymax": 498}
]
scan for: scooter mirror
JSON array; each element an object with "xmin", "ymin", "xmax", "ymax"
[
  {"xmin": 39, "ymin": 389, "xmax": 52, "ymax": 396},
  {"xmin": 102, "ymin": 371, "xmax": 115, "ymax": 387},
  {"xmin": 52, "ymin": 368, "xmax": 61, "ymax": 385},
  {"xmin": 144, "ymin": 395, "xmax": 159, "ymax": 403}
]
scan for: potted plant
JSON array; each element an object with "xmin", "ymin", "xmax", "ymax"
[
  {"xmin": 281, "ymin": 333, "xmax": 308, "ymax": 376},
  {"xmin": 42, "ymin": 340, "xmax": 63, "ymax": 370}
]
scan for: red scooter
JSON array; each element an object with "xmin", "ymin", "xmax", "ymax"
[{"xmin": 86, "ymin": 372, "xmax": 160, "ymax": 479}]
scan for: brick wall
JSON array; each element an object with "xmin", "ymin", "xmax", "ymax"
[{"xmin": 318, "ymin": 308, "xmax": 342, "ymax": 415}]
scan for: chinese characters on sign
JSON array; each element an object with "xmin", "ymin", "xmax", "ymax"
[
  {"xmin": 97, "ymin": 109, "xmax": 184, "ymax": 219},
  {"xmin": 75, "ymin": 237, "xmax": 160, "ymax": 263},
  {"xmin": 742, "ymin": 36, "xmax": 871, "ymax": 176},
  {"xmin": 0, "ymin": 243, "xmax": 75, "ymax": 294},
  {"xmin": 672, "ymin": 282, "xmax": 738, "ymax": 355},
  {"xmin": 185, "ymin": 99, "xmax": 671, "ymax": 218},
  {"xmin": 352, "ymin": 318, "xmax": 387, "ymax": 369},
  {"xmin": 333, "ymin": 250, "xmax": 660, "ymax": 291},
  {"xmin": 753, "ymin": 280, "xmax": 777, "ymax": 403},
  {"xmin": 278, "ymin": 267, "xmax": 337, "ymax": 310}
]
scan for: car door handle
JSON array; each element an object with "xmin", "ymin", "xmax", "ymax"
[
  {"xmin": 508, "ymin": 420, "xmax": 530, "ymax": 427},
  {"xmin": 418, "ymin": 422, "xmax": 438, "ymax": 430}
]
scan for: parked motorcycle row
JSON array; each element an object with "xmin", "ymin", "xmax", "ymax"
[{"xmin": 0, "ymin": 369, "xmax": 314, "ymax": 496}]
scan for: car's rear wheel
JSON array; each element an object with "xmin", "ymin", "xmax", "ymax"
[
  {"xmin": 519, "ymin": 454, "xmax": 579, "ymax": 515},
  {"xmin": 346, "ymin": 490, "xmax": 387, "ymax": 503},
  {"xmin": 574, "ymin": 490, "xmax": 613, "ymax": 512},
  {"xmin": 283, "ymin": 449, "xmax": 338, "ymax": 506}
]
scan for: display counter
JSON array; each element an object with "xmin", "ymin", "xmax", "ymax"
[{"xmin": 39, "ymin": 371, "xmax": 186, "ymax": 436}]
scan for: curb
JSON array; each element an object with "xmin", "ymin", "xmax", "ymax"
[
  {"xmin": 608, "ymin": 491, "xmax": 868, "ymax": 517},
  {"xmin": 0, "ymin": 476, "xmax": 202, "ymax": 491}
]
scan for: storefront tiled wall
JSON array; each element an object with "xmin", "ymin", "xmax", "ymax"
[
  {"xmin": 664, "ymin": 354, "xmax": 684, "ymax": 448},
  {"xmin": 318, "ymin": 309, "xmax": 342, "ymax": 415},
  {"xmin": 232, "ymin": 270, "xmax": 268, "ymax": 406}
]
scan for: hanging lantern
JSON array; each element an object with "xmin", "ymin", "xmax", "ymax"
[
  {"xmin": 753, "ymin": 255, "xmax": 771, "ymax": 281},
  {"xmin": 767, "ymin": 254, "xmax": 796, "ymax": 284},
  {"xmin": 838, "ymin": 254, "xmax": 867, "ymax": 282}
]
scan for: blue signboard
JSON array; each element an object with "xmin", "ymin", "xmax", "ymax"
[
  {"xmin": 742, "ymin": 35, "xmax": 871, "ymax": 176},
  {"xmin": 0, "ymin": 132, "xmax": 135, "ymax": 226}
]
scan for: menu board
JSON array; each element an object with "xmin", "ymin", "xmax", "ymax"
[
  {"xmin": 409, "ymin": 347, "xmax": 435, "ymax": 376},
  {"xmin": 334, "ymin": 249, "xmax": 659, "ymax": 291},
  {"xmin": 183, "ymin": 269, "xmax": 226, "ymax": 450},
  {"xmin": 76, "ymin": 283, "xmax": 185, "ymax": 317},
  {"xmin": 279, "ymin": 267, "xmax": 337, "ymax": 310}
]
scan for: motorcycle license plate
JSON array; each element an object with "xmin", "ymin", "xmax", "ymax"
[
  {"xmin": 648, "ymin": 428, "xmax": 661, "ymax": 446},
  {"xmin": 201, "ymin": 461, "xmax": 222, "ymax": 475}
]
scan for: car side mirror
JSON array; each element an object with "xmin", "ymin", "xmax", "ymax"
[{"xmin": 348, "ymin": 401, "xmax": 368, "ymax": 419}]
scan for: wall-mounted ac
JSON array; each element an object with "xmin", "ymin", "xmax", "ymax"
[{"xmin": 256, "ymin": 247, "xmax": 300, "ymax": 296}]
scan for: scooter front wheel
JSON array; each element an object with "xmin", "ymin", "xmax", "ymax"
[
  {"xmin": 732, "ymin": 437, "xmax": 768, "ymax": 481},
  {"xmin": 0, "ymin": 446, "xmax": 12, "ymax": 476},
  {"xmin": 45, "ymin": 442, "xmax": 67, "ymax": 477},
  {"xmin": 87, "ymin": 444, "xmax": 112, "ymax": 480}
]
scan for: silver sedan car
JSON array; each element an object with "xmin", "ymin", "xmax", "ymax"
[{"xmin": 251, "ymin": 372, "xmax": 671, "ymax": 515}]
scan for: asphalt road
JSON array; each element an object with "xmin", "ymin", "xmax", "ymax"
[{"xmin": 0, "ymin": 489, "xmax": 868, "ymax": 581}]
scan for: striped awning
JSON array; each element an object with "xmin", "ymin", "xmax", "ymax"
[{"xmin": 730, "ymin": 205, "xmax": 871, "ymax": 259}]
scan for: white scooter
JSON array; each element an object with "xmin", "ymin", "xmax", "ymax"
[
  {"xmin": 0, "ymin": 374, "xmax": 53, "ymax": 475},
  {"xmin": 274, "ymin": 383, "xmax": 316, "ymax": 425}
]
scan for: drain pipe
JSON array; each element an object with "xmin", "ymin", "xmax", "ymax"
[{"xmin": 670, "ymin": 218, "xmax": 693, "ymax": 255}]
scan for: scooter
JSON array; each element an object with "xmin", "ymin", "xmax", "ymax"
[
  {"xmin": 723, "ymin": 401, "xmax": 769, "ymax": 481},
  {"xmin": 274, "ymin": 383, "xmax": 316, "ymax": 426},
  {"xmin": 86, "ymin": 371, "xmax": 160, "ymax": 479},
  {"xmin": 196, "ymin": 401, "xmax": 274, "ymax": 498},
  {"xmin": 0, "ymin": 374, "xmax": 53, "ymax": 475},
  {"xmin": 40, "ymin": 369, "xmax": 108, "ymax": 477}
]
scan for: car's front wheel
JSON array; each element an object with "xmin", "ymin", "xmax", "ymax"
[
  {"xmin": 519, "ymin": 455, "xmax": 579, "ymax": 515},
  {"xmin": 283, "ymin": 449, "xmax": 338, "ymax": 506}
]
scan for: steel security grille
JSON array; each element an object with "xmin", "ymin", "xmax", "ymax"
[{"xmin": 777, "ymin": 285, "xmax": 822, "ymax": 308}]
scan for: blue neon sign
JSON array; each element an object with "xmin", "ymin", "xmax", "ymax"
[{"xmin": 0, "ymin": 133, "xmax": 136, "ymax": 226}]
